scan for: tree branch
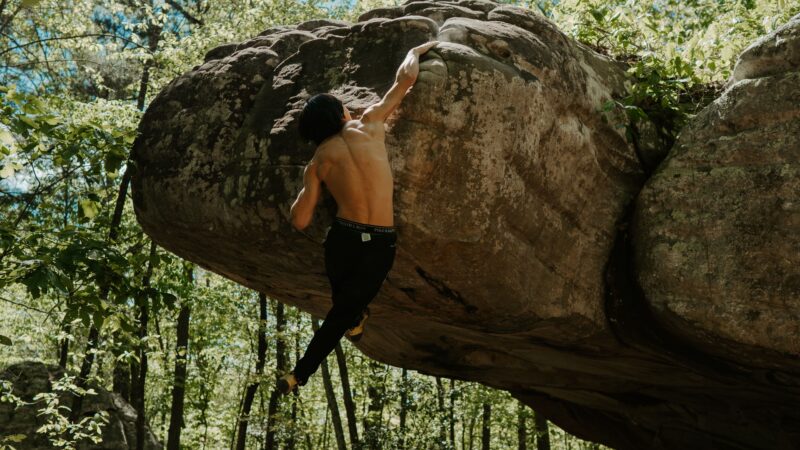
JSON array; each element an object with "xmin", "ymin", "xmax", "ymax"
[
  {"xmin": 0, "ymin": 32, "xmax": 150, "ymax": 57},
  {"xmin": 0, "ymin": 295, "xmax": 48, "ymax": 314},
  {"xmin": 165, "ymin": 0, "xmax": 204, "ymax": 26}
]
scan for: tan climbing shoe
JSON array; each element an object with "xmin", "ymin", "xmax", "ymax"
[
  {"xmin": 345, "ymin": 307, "xmax": 370, "ymax": 342},
  {"xmin": 277, "ymin": 372, "xmax": 299, "ymax": 394}
]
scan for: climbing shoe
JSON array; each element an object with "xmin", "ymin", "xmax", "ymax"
[
  {"xmin": 277, "ymin": 372, "xmax": 299, "ymax": 395},
  {"xmin": 345, "ymin": 307, "xmax": 370, "ymax": 342}
]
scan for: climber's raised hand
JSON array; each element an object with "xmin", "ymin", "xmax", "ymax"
[
  {"xmin": 396, "ymin": 41, "xmax": 440, "ymax": 85},
  {"xmin": 361, "ymin": 40, "xmax": 440, "ymax": 125}
]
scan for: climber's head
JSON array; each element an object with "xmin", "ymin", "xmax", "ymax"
[{"xmin": 298, "ymin": 93, "xmax": 352, "ymax": 146}]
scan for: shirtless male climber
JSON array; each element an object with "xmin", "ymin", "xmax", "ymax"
[{"xmin": 277, "ymin": 40, "xmax": 439, "ymax": 394}]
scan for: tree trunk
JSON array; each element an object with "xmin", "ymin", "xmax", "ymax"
[
  {"xmin": 364, "ymin": 360, "xmax": 385, "ymax": 449},
  {"xmin": 449, "ymin": 378, "xmax": 456, "ymax": 449},
  {"xmin": 113, "ymin": 359, "xmax": 131, "ymax": 401},
  {"xmin": 468, "ymin": 412, "xmax": 475, "ymax": 450},
  {"xmin": 518, "ymin": 402, "xmax": 527, "ymax": 450},
  {"xmin": 399, "ymin": 368, "xmax": 408, "ymax": 449},
  {"xmin": 313, "ymin": 319, "xmax": 347, "ymax": 450},
  {"xmin": 287, "ymin": 390, "xmax": 298, "ymax": 450},
  {"xmin": 166, "ymin": 300, "xmax": 191, "ymax": 450},
  {"xmin": 235, "ymin": 292, "xmax": 268, "ymax": 450},
  {"xmin": 58, "ymin": 321, "xmax": 70, "ymax": 368},
  {"xmin": 266, "ymin": 300, "xmax": 287, "ymax": 449},
  {"xmin": 265, "ymin": 388, "xmax": 279, "ymax": 449},
  {"xmin": 481, "ymin": 402, "xmax": 491, "ymax": 450},
  {"xmin": 131, "ymin": 241, "xmax": 157, "ymax": 450},
  {"xmin": 291, "ymin": 318, "xmax": 302, "ymax": 450},
  {"xmin": 68, "ymin": 322, "xmax": 99, "ymax": 421},
  {"xmin": 57, "ymin": 172, "xmax": 71, "ymax": 370},
  {"xmin": 334, "ymin": 342, "xmax": 359, "ymax": 449},
  {"xmin": 534, "ymin": 411, "xmax": 551, "ymax": 450},
  {"xmin": 435, "ymin": 377, "xmax": 448, "ymax": 448},
  {"xmin": 321, "ymin": 407, "xmax": 330, "ymax": 450}
]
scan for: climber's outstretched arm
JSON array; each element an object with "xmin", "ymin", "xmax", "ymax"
[
  {"xmin": 362, "ymin": 40, "xmax": 439, "ymax": 124},
  {"xmin": 290, "ymin": 157, "xmax": 322, "ymax": 231}
]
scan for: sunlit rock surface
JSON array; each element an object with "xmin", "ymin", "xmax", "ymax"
[{"xmin": 131, "ymin": 1, "xmax": 800, "ymax": 448}]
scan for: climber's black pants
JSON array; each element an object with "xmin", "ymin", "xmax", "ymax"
[{"xmin": 293, "ymin": 217, "xmax": 397, "ymax": 384}]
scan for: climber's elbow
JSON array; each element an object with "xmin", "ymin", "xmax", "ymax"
[
  {"xmin": 292, "ymin": 215, "xmax": 311, "ymax": 231},
  {"xmin": 290, "ymin": 205, "xmax": 310, "ymax": 230}
]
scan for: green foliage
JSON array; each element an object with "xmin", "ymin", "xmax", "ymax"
[
  {"xmin": 33, "ymin": 374, "xmax": 109, "ymax": 450},
  {"xmin": 548, "ymin": 0, "xmax": 800, "ymax": 144},
  {"xmin": 0, "ymin": 433, "xmax": 28, "ymax": 450}
]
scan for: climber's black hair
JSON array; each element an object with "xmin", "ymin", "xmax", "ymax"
[{"xmin": 297, "ymin": 93, "xmax": 345, "ymax": 146}]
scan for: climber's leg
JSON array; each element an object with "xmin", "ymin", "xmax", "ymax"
[{"xmin": 291, "ymin": 218, "xmax": 397, "ymax": 387}]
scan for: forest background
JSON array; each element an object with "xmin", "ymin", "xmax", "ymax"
[{"xmin": 1, "ymin": 0, "xmax": 799, "ymax": 449}]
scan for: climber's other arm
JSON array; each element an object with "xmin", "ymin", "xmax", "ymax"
[
  {"xmin": 290, "ymin": 158, "xmax": 322, "ymax": 231},
  {"xmin": 362, "ymin": 40, "xmax": 439, "ymax": 124}
]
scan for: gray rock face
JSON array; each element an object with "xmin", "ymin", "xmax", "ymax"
[
  {"xmin": 131, "ymin": 0, "xmax": 800, "ymax": 448},
  {"xmin": 0, "ymin": 361, "xmax": 161, "ymax": 450},
  {"xmin": 632, "ymin": 8, "xmax": 800, "ymax": 382},
  {"xmin": 732, "ymin": 13, "xmax": 800, "ymax": 81}
]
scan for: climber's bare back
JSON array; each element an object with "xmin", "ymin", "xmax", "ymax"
[
  {"xmin": 289, "ymin": 41, "xmax": 438, "ymax": 231},
  {"xmin": 314, "ymin": 118, "xmax": 394, "ymax": 227}
]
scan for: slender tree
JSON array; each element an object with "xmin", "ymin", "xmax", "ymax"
[
  {"xmin": 57, "ymin": 168, "xmax": 71, "ymax": 370},
  {"xmin": 131, "ymin": 241, "xmax": 157, "ymax": 450},
  {"xmin": 314, "ymin": 319, "xmax": 347, "ymax": 450},
  {"xmin": 399, "ymin": 368, "xmax": 408, "ymax": 448},
  {"xmin": 288, "ymin": 315, "xmax": 303, "ymax": 450},
  {"xmin": 364, "ymin": 360, "xmax": 386, "ymax": 449},
  {"xmin": 235, "ymin": 292, "xmax": 268, "ymax": 450},
  {"xmin": 467, "ymin": 411, "xmax": 476, "ymax": 450},
  {"xmin": 436, "ymin": 377, "xmax": 448, "ymax": 448},
  {"xmin": 449, "ymin": 378, "xmax": 456, "ymax": 449},
  {"xmin": 266, "ymin": 300, "xmax": 287, "ymax": 449},
  {"xmin": 334, "ymin": 342, "xmax": 359, "ymax": 449},
  {"xmin": 167, "ymin": 292, "xmax": 191, "ymax": 450},
  {"xmin": 534, "ymin": 411, "xmax": 551, "ymax": 450},
  {"xmin": 482, "ymin": 402, "xmax": 491, "ymax": 450},
  {"xmin": 518, "ymin": 402, "xmax": 528, "ymax": 450}
]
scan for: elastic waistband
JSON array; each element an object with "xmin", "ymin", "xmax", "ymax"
[{"xmin": 333, "ymin": 217, "xmax": 396, "ymax": 234}]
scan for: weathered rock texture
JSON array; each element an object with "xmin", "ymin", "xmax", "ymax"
[
  {"xmin": 130, "ymin": 0, "xmax": 800, "ymax": 447},
  {"xmin": 0, "ymin": 361, "xmax": 161, "ymax": 450}
]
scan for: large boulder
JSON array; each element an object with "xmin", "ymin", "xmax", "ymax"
[
  {"xmin": 633, "ymin": 19, "xmax": 800, "ymax": 366},
  {"xmin": 629, "ymin": 11, "xmax": 800, "ymax": 445},
  {"xmin": 0, "ymin": 361, "xmax": 161, "ymax": 450},
  {"xmin": 131, "ymin": 0, "xmax": 800, "ymax": 447}
]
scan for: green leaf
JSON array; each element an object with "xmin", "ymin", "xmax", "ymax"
[
  {"xmin": 79, "ymin": 199, "xmax": 100, "ymax": 219},
  {"xmin": 0, "ymin": 335, "xmax": 12, "ymax": 346},
  {"xmin": 42, "ymin": 115, "xmax": 60, "ymax": 126},
  {"xmin": 92, "ymin": 310, "xmax": 105, "ymax": 330},
  {"xmin": 0, "ymin": 164, "xmax": 15, "ymax": 179},
  {"xmin": 104, "ymin": 147, "xmax": 125, "ymax": 173},
  {"xmin": 18, "ymin": 115, "xmax": 37, "ymax": 129},
  {"xmin": 0, "ymin": 128, "xmax": 15, "ymax": 151}
]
